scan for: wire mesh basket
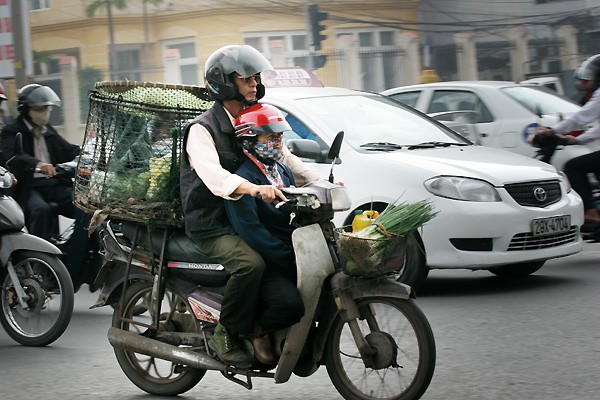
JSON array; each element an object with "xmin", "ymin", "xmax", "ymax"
[
  {"xmin": 74, "ymin": 81, "xmax": 214, "ymax": 226},
  {"xmin": 335, "ymin": 226, "xmax": 406, "ymax": 277}
]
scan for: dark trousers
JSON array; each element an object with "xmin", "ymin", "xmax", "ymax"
[
  {"xmin": 26, "ymin": 178, "xmax": 75, "ymax": 239},
  {"xmin": 26, "ymin": 178, "xmax": 92, "ymax": 286},
  {"xmin": 193, "ymin": 234, "xmax": 305, "ymax": 335},
  {"xmin": 258, "ymin": 271, "xmax": 304, "ymax": 333},
  {"xmin": 194, "ymin": 234, "xmax": 266, "ymax": 335},
  {"xmin": 564, "ymin": 150, "xmax": 600, "ymax": 212}
]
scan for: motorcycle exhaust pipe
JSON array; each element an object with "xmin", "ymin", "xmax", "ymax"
[{"xmin": 107, "ymin": 326, "xmax": 227, "ymax": 372}]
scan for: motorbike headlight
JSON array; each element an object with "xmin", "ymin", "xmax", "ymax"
[
  {"xmin": 331, "ymin": 186, "xmax": 352, "ymax": 211},
  {"xmin": 424, "ymin": 176, "xmax": 501, "ymax": 202},
  {"xmin": 558, "ymin": 171, "xmax": 572, "ymax": 193}
]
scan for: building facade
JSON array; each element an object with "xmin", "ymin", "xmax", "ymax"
[{"xmin": 4, "ymin": 0, "xmax": 422, "ymax": 141}]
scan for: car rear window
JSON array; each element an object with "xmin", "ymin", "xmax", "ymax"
[{"xmin": 502, "ymin": 86, "xmax": 580, "ymax": 116}]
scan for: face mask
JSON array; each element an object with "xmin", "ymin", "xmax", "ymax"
[
  {"xmin": 253, "ymin": 136, "xmax": 284, "ymax": 162},
  {"xmin": 29, "ymin": 108, "xmax": 51, "ymax": 127}
]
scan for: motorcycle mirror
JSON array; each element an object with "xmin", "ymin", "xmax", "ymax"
[
  {"xmin": 13, "ymin": 132, "xmax": 23, "ymax": 154},
  {"xmin": 328, "ymin": 131, "xmax": 344, "ymax": 183}
]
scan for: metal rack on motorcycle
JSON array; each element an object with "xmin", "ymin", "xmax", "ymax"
[{"xmin": 74, "ymin": 81, "xmax": 214, "ymax": 227}]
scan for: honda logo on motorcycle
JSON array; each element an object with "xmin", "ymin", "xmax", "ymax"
[{"xmin": 533, "ymin": 187, "xmax": 547, "ymax": 202}]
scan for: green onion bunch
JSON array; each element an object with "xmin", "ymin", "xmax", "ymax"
[{"xmin": 355, "ymin": 199, "xmax": 438, "ymax": 239}]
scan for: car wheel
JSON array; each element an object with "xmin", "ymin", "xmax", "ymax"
[
  {"xmin": 397, "ymin": 231, "xmax": 429, "ymax": 291},
  {"xmin": 488, "ymin": 261, "xmax": 545, "ymax": 278}
]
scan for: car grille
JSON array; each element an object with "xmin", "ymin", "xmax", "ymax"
[
  {"xmin": 504, "ymin": 180, "xmax": 561, "ymax": 207},
  {"xmin": 507, "ymin": 227, "xmax": 578, "ymax": 251}
]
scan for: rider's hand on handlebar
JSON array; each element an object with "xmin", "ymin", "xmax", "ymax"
[
  {"xmin": 535, "ymin": 126, "xmax": 554, "ymax": 136},
  {"xmin": 36, "ymin": 162, "xmax": 56, "ymax": 177},
  {"xmin": 252, "ymin": 184, "xmax": 288, "ymax": 204}
]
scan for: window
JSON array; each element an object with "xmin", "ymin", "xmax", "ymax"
[
  {"xmin": 429, "ymin": 91, "xmax": 493, "ymax": 123},
  {"xmin": 243, "ymin": 32, "xmax": 309, "ymax": 69},
  {"xmin": 30, "ymin": 0, "xmax": 51, "ymax": 10},
  {"xmin": 164, "ymin": 39, "xmax": 198, "ymax": 85},
  {"xmin": 389, "ymin": 91, "xmax": 421, "ymax": 108},
  {"xmin": 337, "ymin": 29, "xmax": 401, "ymax": 92},
  {"xmin": 115, "ymin": 45, "xmax": 142, "ymax": 81}
]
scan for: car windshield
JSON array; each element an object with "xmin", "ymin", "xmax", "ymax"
[
  {"xmin": 501, "ymin": 86, "xmax": 580, "ymax": 116},
  {"xmin": 296, "ymin": 93, "xmax": 470, "ymax": 149}
]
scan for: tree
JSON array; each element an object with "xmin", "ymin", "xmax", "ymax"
[
  {"xmin": 85, "ymin": 1, "xmax": 164, "ymax": 81},
  {"xmin": 85, "ymin": 0, "xmax": 128, "ymax": 80}
]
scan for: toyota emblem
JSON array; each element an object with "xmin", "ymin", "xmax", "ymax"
[{"xmin": 533, "ymin": 187, "xmax": 547, "ymax": 202}]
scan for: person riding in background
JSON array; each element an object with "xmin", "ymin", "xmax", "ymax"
[
  {"xmin": 0, "ymin": 84, "xmax": 92, "ymax": 289},
  {"xmin": 535, "ymin": 54, "xmax": 600, "ymax": 232},
  {"xmin": 224, "ymin": 104, "xmax": 305, "ymax": 366},
  {"xmin": 0, "ymin": 82, "xmax": 12, "ymax": 130},
  {"xmin": 179, "ymin": 44, "xmax": 319, "ymax": 368}
]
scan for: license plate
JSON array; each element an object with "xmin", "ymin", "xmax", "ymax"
[{"xmin": 531, "ymin": 215, "xmax": 571, "ymax": 236}]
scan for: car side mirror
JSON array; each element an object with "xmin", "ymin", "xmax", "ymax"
[{"xmin": 287, "ymin": 139, "xmax": 324, "ymax": 161}]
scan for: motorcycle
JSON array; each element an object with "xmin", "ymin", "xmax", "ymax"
[
  {"xmin": 0, "ymin": 133, "xmax": 74, "ymax": 346},
  {"xmin": 35, "ymin": 157, "xmax": 103, "ymax": 291},
  {"xmin": 92, "ymin": 133, "xmax": 436, "ymax": 399}
]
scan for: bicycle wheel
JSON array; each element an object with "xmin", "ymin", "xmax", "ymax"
[
  {"xmin": 112, "ymin": 281, "xmax": 206, "ymax": 396},
  {"xmin": 0, "ymin": 250, "xmax": 74, "ymax": 346},
  {"xmin": 324, "ymin": 297, "xmax": 435, "ymax": 400}
]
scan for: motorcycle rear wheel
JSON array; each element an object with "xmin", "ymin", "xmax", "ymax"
[
  {"xmin": 112, "ymin": 281, "xmax": 206, "ymax": 396},
  {"xmin": 0, "ymin": 250, "xmax": 74, "ymax": 346},
  {"xmin": 324, "ymin": 297, "xmax": 435, "ymax": 400}
]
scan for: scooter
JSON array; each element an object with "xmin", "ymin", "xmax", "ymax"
[
  {"xmin": 0, "ymin": 133, "xmax": 74, "ymax": 346},
  {"xmin": 36, "ymin": 157, "xmax": 103, "ymax": 291},
  {"xmin": 92, "ymin": 133, "xmax": 436, "ymax": 399}
]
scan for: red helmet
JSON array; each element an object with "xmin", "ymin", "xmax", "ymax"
[
  {"xmin": 235, "ymin": 103, "xmax": 291, "ymax": 139},
  {"xmin": 0, "ymin": 82, "xmax": 7, "ymax": 101}
]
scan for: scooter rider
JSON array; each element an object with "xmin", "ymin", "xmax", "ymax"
[
  {"xmin": 225, "ymin": 104, "xmax": 306, "ymax": 366},
  {"xmin": 180, "ymin": 45, "xmax": 319, "ymax": 368},
  {"xmin": 0, "ymin": 84, "xmax": 92, "ymax": 289},
  {"xmin": 535, "ymin": 54, "xmax": 600, "ymax": 230}
]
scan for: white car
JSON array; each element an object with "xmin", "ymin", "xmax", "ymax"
[
  {"xmin": 381, "ymin": 81, "xmax": 600, "ymax": 171},
  {"xmin": 261, "ymin": 86, "xmax": 583, "ymax": 289}
]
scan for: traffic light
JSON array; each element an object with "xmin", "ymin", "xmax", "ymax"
[
  {"xmin": 313, "ymin": 54, "xmax": 327, "ymax": 69},
  {"xmin": 305, "ymin": 4, "xmax": 328, "ymax": 51}
]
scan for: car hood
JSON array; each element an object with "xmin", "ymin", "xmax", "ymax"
[{"xmin": 369, "ymin": 145, "xmax": 559, "ymax": 185}]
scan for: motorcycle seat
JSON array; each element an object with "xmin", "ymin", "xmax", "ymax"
[{"xmin": 119, "ymin": 221, "xmax": 229, "ymax": 287}]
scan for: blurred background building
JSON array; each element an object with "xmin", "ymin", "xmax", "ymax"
[{"xmin": 0, "ymin": 0, "xmax": 597, "ymax": 143}]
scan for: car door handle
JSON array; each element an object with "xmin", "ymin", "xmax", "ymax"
[{"xmin": 480, "ymin": 133, "xmax": 488, "ymax": 137}]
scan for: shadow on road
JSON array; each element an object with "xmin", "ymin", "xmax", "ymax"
[{"xmin": 418, "ymin": 273, "xmax": 578, "ymax": 297}]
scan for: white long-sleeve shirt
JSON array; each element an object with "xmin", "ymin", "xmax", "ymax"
[
  {"xmin": 186, "ymin": 108, "xmax": 321, "ymax": 200},
  {"xmin": 553, "ymin": 89, "xmax": 600, "ymax": 144}
]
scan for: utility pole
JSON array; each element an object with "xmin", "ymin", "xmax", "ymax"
[
  {"xmin": 10, "ymin": 0, "xmax": 26, "ymax": 88},
  {"xmin": 143, "ymin": 0, "xmax": 150, "ymax": 80}
]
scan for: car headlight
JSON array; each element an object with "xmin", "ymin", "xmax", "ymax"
[
  {"xmin": 558, "ymin": 171, "xmax": 572, "ymax": 193},
  {"xmin": 424, "ymin": 176, "xmax": 501, "ymax": 202}
]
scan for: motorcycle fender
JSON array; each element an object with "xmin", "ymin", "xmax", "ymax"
[
  {"xmin": 274, "ymin": 224, "xmax": 334, "ymax": 384},
  {"xmin": 330, "ymin": 273, "xmax": 413, "ymax": 322},
  {"xmin": 332, "ymin": 273, "xmax": 413, "ymax": 301},
  {"xmin": 0, "ymin": 231, "xmax": 62, "ymax": 265},
  {"xmin": 90, "ymin": 261, "xmax": 152, "ymax": 309}
]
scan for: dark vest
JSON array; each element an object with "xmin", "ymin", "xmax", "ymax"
[{"xmin": 180, "ymin": 102, "xmax": 241, "ymax": 239}]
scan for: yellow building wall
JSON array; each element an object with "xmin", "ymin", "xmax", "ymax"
[{"xmin": 27, "ymin": 0, "xmax": 420, "ymax": 85}]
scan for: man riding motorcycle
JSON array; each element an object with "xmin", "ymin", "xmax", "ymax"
[{"xmin": 0, "ymin": 84, "xmax": 95, "ymax": 290}]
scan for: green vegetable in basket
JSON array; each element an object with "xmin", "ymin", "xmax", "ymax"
[
  {"xmin": 340, "ymin": 199, "xmax": 438, "ymax": 276},
  {"xmin": 354, "ymin": 199, "xmax": 438, "ymax": 239}
]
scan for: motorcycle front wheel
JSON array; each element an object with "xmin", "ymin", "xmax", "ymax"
[
  {"xmin": 112, "ymin": 281, "xmax": 206, "ymax": 396},
  {"xmin": 0, "ymin": 250, "xmax": 74, "ymax": 346},
  {"xmin": 324, "ymin": 297, "xmax": 436, "ymax": 400}
]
